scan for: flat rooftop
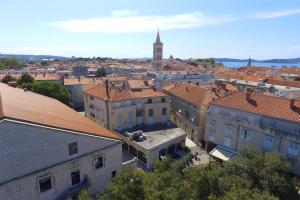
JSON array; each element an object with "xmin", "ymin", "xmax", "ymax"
[{"xmin": 118, "ymin": 122, "xmax": 186, "ymax": 151}]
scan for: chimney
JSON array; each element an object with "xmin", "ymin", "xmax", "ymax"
[
  {"xmin": 246, "ymin": 92, "xmax": 251, "ymax": 101},
  {"xmin": 105, "ymin": 79, "xmax": 109, "ymax": 98},
  {"xmin": 290, "ymin": 98, "xmax": 295, "ymax": 110}
]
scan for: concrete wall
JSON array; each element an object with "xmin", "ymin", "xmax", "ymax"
[
  {"xmin": 66, "ymin": 84, "xmax": 85, "ymax": 110},
  {"xmin": 0, "ymin": 120, "xmax": 122, "ymax": 199}
]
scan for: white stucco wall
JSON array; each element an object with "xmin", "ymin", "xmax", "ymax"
[{"xmin": 0, "ymin": 119, "xmax": 122, "ymax": 199}]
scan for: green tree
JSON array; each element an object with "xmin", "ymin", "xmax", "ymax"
[
  {"xmin": 17, "ymin": 72, "xmax": 34, "ymax": 85},
  {"xmin": 0, "ymin": 58, "xmax": 21, "ymax": 69},
  {"xmin": 78, "ymin": 190, "xmax": 92, "ymax": 200},
  {"xmin": 1, "ymin": 74, "xmax": 16, "ymax": 83},
  {"xmin": 41, "ymin": 61, "xmax": 48, "ymax": 66},
  {"xmin": 223, "ymin": 147, "xmax": 298, "ymax": 200},
  {"xmin": 99, "ymin": 148, "xmax": 299, "ymax": 200},
  {"xmin": 209, "ymin": 189, "xmax": 278, "ymax": 200},
  {"xmin": 95, "ymin": 67, "xmax": 106, "ymax": 77},
  {"xmin": 100, "ymin": 168, "xmax": 145, "ymax": 200},
  {"xmin": 29, "ymin": 81, "xmax": 71, "ymax": 106}
]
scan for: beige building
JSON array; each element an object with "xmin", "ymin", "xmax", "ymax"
[
  {"xmin": 83, "ymin": 81, "xmax": 189, "ymax": 169},
  {"xmin": 204, "ymin": 92, "xmax": 300, "ymax": 175},
  {"xmin": 83, "ymin": 81, "xmax": 170, "ymax": 131},
  {"xmin": 64, "ymin": 76, "xmax": 129, "ymax": 110},
  {"xmin": 0, "ymin": 83, "xmax": 122, "ymax": 200},
  {"xmin": 163, "ymin": 83, "xmax": 220, "ymax": 146}
]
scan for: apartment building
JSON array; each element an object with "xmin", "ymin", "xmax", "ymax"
[
  {"xmin": 64, "ymin": 76, "xmax": 128, "ymax": 110},
  {"xmin": 163, "ymin": 83, "xmax": 220, "ymax": 146},
  {"xmin": 83, "ymin": 80, "xmax": 170, "ymax": 131},
  {"xmin": 204, "ymin": 92, "xmax": 300, "ymax": 175},
  {"xmin": 0, "ymin": 83, "xmax": 122, "ymax": 200},
  {"xmin": 216, "ymin": 78, "xmax": 300, "ymax": 98}
]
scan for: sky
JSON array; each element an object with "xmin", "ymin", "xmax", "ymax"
[{"xmin": 0, "ymin": 0, "xmax": 300, "ymax": 59}]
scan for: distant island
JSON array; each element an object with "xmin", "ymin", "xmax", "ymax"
[
  {"xmin": 1, "ymin": 53, "xmax": 300, "ymax": 64},
  {"xmin": 215, "ymin": 58, "xmax": 300, "ymax": 64}
]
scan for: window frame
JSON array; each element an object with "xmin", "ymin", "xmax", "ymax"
[
  {"xmin": 71, "ymin": 170, "xmax": 81, "ymax": 186},
  {"xmin": 94, "ymin": 154, "xmax": 104, "ymax": 169},
  {"xmin": 38, "ymin": 176, "xmax": 52, "ymax": 193},
  {"xmin": 68, "ymin": 142, "xmax": 78, "ymax": 155}
]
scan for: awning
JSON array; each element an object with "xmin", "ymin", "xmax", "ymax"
[{"xmin": 209, "ymin": 146, "xmax": 236, "ymax": 161}]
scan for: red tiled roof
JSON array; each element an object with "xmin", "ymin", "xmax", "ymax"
[
  {"xmin": 211, "ymin": 92, "xmax": 300, "ymax": 123},
  {"xmin": 85, "ymin": 84, "xmax": 166, "ymax": 101},
  {"xmin": 266, "ymin": 79, "xmax": 300, "ymax": 88},
  {"xmin": 276, "ymin": 67, "xmax": 300, "ymax": 75},
  {"xmin": 237, "ymin": 66, "xmax": 271, "ymax": 72},
  {"xmin": 163, "ymin": 83, "xmax": 218, "ymax": 106},
  {"xmin": 0, "ymin": 83, "xmax": 120, "ymax": 140}
]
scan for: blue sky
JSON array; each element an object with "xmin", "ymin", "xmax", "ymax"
[{"xmin": 1, "ymin": 0, "xmax": 300, "ymax": 59}]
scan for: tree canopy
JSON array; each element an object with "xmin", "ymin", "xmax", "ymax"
[
  {"xmin": 93, "ymin": 148, "xmax": 299, "ymax": 200},
  {"xmin": 95, "ymin": 67, "xmax": 107, "ymax": 77},
  {"xmin": 17, "ymin": 72, "xmax": 34, "ymax": 85},
  {"xmin": 20, "ymin": 81, "xmax": 71, "ymax": 106},
  {"xmin": 1, "ymin": 74, "xmax": 16, "ymax": 83},
  {"xmin": 0, "ymin": 58, "xmax": 21, "ymax": 69}
]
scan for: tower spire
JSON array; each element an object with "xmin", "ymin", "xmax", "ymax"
[
  {"xmin": 247, "ymin": 57, "xmax": 252, "ymax": 67},
  {"xmin": 156, "ymin": 29, "xmax": 161, "ymax": 44}
]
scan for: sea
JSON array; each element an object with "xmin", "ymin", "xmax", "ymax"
[{"xmin": 222, "ymin": 61, "xmax": 300, "ymax": 68}]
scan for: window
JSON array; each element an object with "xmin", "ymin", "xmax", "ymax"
[
  {"xmin": 288, "ymin": 142, "xmax": 299, "ymax": 156},
  {"xmin": 112, "ymin": 171, "xmax": 117, "ymax": 179},
  {"xmin": 161, "ymin": 98, "xmax": 166, "ymax": 103},
  {"xmin": 208, "ymin": 131, "xmax": 215, "ymax": 141},
  {"xmin": 138, "ymin": 151, "xmax": 147, "ymax": 164},
  {"xmin": 39, "ymin": 177, "xmax": 52, "ymax": 193},
  {"xmin": 225, "ymin": 125, "xmax": 233, "ymax": 137},
  {"xmin": 242, "ymin": 129, "xmax": 251, "ymax": 140},
  {"xmin": 136, "ymin": 109, "xmax": 142, "ymax": 117},
  {"xmin": 128, "ymin": 111, "xmax": 134, "ymax": 127},
  {"xmin": 114, "ymin": 102, "xmax": 120, "ymax": 108},
  {"xmin": 248, "ymin": 115, "xmax": 255, "ymax": 124},
  {"xmin": 71, "ymin": 171, "xmax": 80, "ymax": 186},
  {"xmin": 149, "ymin": 109, "xmax": 154, "ymax": 117},
  {"xmin": 264, "ymin": 135, "xmax": 273, "ymax": 149},
  {"xmin": 95, "ymin": 155, "xmax": 104, "ymax": 169},
  {"xmin": 136, "ymin": 100, "xmax": 142, "ymax": 105},
  {"xmin": 89, "ymin": 96, "xmax": 94, "ymax": 101},
  {"xmin": 224, "ymin": 137, "xmax": 231, "ymax": 147},
  {"xmin": 126, "ymin": 100, "xmax": 131, "ymax": 106},
  {"xmin": 230, "ymin": 112, "xmax": 236, "ymax": 118},
  {"xmin": 214, "ymin": 108, "xmax": 219, "ymax": 114},
  {"xmin": 162, "ymin": 107, "xmax": 167, "ymax": 116},
  {"xmin": 68, "ymin": 142, "xmax": 78, "ymax": 155},
  {"xmin": 148, "ymin": 99, "xmax": 152, "ymax": 104}
]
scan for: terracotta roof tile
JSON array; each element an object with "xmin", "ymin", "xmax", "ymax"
[
  {"xmin": 211, "ymin": 92, "xmax": 300, "ymax": 123},
  {"xmin": 85, "ymin": 84, "xmax": 166, "ymax": 101},
  {"xmin": 0, "ymin": 83, "xmax": 120, "ymax": 140},
  {"xmin": 163, "ymin": 83, "xmax": 218, "ymax": 106},
  {"xmin": 266, "ymin": 79, "xmax": 300, "ymax": 88}
]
